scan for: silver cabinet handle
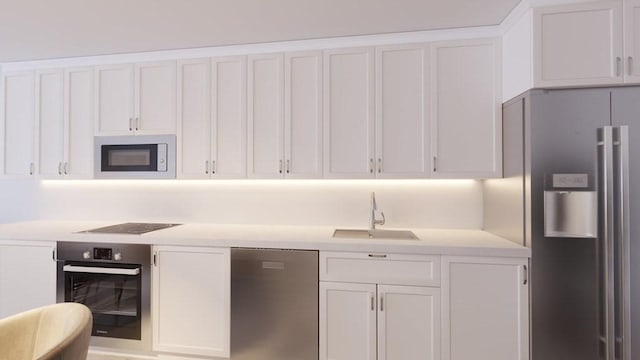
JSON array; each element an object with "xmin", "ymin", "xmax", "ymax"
[
  {"xmin": 523, "ymin": 265, "xmax": 528, "ymax": 285},
  {"xmin": 129, "ymin": 117, "xmax": 133, "ymax": 131},
  {"xmin": 371, "ymin": 294, "xmax": 375, "ymax": 311},
  {"xmin": 212, "ymin": 160, "xmax": 216, "ymax": 174},
  {"xmin": 370, "ymin": 158, "xmax": 374, "ymax": 174},
  {"xmin": 64, "ymin": 162, "xmax": 69, "ymax": 175},
  {"xmin": 629, "ymin": 56, "xmax": 634, "ymax": 76},
  {"xmin": 205, "ymin": 160, "xmax": 209, "ymax": 174},
  {"xmin": 616, "ymin": 57, "xmax": 622, "ymax": 77},
  {"xmin": 368, "ymin": 254, "xmax": 387, "ymax": 258},
  {"xmin": 377, "ymin": 158, "xmax": 382, "ymax": 173},
  {"xmin": 135, "ymin": 117, "xmax": 140, "ymax": 131},
  {"xmin": 279, "ymin": 160, "xmax": 283, "ymax": 174},
  {"xmin": 380, "ymin": 294, "xmax": 384, "ymax": 311},
  {"xmin": 153, "ymin": 252, "xmax": 158, "ymax": 267},
  {"xmin": 29, "ymin": 162, "xmax": 34, "ymax": 176},
  {"xmin": 58, "ymin": 162, "xmax": 63, "ymax": 175},
  {"xmin": 286, "ymin": 160, "xmax": 290, "ymax": 174},
  {"xmin": 433, "ymin": 156, "xmax": 437, "ymax": 172}
]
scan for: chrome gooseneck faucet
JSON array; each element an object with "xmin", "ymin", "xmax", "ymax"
[{"xmin": 370, "ymin": 192, "xmax": 386, "ymax": 230}]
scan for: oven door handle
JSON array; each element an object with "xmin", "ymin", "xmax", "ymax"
[{"xmin": 63, "ymin": 265, "xmax": 140, "ymax": 276}]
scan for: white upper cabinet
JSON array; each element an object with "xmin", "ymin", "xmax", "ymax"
[
  {"xmin": 430, "ymin": 38, "xmax": 502, "ymax": 178},
  {"xmin": 533, "ymin": 1, "xmax": 624, "ymax": 86},
  {"xmin": 625, "ymin": 0, "xmax": 640, "ymax": 81},
  {"xmin": 37, "ymin": 67, "xmax": 93, "ymax": 179},
  {"xmin": 248, "ymin": 54, "xmax": 284, "ymax": 178},
  {"xmin": 375, "ymin": 44, "xmax": 429, "ymax": 178},
  {"xmin": 178, "ymin": 57, "xmax": 247, "ymax": 179},
  {"xmin": 284, "ymin": 51, "xmax": 323, "ymax": 178},
  {"xmin": 212, "ymin": 56, "xmax": 247, "ymax": 178},
  {"xmin": 323, "ymin": 47, "xmax": 375, "ymax": 178},
  {"xmin": 2, "ymin": 71, "xmax": 35, "ymax": 177},
  {"xmin": 95, "ymin": 61, "xmax": 176, "ymax": 135}
]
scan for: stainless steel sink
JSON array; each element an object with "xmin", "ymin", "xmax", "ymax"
[{"xmin": 333, "ymin": 228, "xmax": 419, "ymax": 240}]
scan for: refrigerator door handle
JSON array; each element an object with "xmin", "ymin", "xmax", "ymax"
[{"xmin": 598, "ymin": 126, "xmax": 616, "ymax": 360}]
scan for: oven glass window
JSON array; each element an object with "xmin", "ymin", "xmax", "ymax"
[
  {"xmin": 101, "ymin": 144, "xmax": 158, "ymax": 172},
  {"xmin": 65, "ymin": 266, "xmax": 141, "ymax": 340}
]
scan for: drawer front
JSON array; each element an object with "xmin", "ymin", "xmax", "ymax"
[{"xmin": 320, "ymin": 251, "xmax": 440, "ymax": 286}]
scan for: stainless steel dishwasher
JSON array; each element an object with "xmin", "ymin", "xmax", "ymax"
[{"xmin": 231, "ymin": 248, "xmax": 318, "ymax": 360}]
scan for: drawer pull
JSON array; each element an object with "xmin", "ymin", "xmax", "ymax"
[{"xmin": 368, "ymin": 254, "xmax": 387, "ymax": 258}]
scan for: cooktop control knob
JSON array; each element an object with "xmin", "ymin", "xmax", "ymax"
[
  {"xmin": 82, "ymin": 251, "xmax": 91, "ymax": 260},
  {"xmin": 114, "ymin": 252, "xmax": 122, "ymax": 261}
]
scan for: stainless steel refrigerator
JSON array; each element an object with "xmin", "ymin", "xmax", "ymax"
[{"xmin": 484, "ymin": 87, "xmax": 640, "ymax": 360}]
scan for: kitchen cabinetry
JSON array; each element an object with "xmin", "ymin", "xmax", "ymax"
[
  {"xmin": 248, "ymin": 51, "xmax": 322, "ymax": 178},
  {"xmin": 625, "ymin": 0, "xmax": 640, "ymax": 82},
  {"xmin": 441, "ymin": 256, "xmax": 529, "ymax": 360},
  {"xmin": 0, "ymin": 241, "xmax": 56, "ymax": 318},
  {"xmin": 533, "ymin": 1, "xmax": 623, "ymax": 86},
  {"xmin": 95, "ymin": 61, "xmax": 176, "ymax": 135},
  {"xmin": 1, "ymin": 71, "xmax": 35, "ymax": 177},
  {"xmin": 152, "ymin": 246, "xmax": 230, "ymax": 358},
  {"xmin": 430, "ymin": 38, "xmax": 502, "ymax": 178},
  {"xmin": 178, "ymin": 57, "xmax": 247, "ymax": 178},
  {"xmin": 319, "ymin": 251, "xmax": 441, "ymax": 360},
  {"xmin": 37, "ymin": 67, "xmax": 93, "ymax": 178},
  {"xmin": 323, "ymin": 47, "xmax": 375, "ymax": 178},
  {"xmin": 375, "ymin": 44, "xmax": 429, "ymax": 178}
]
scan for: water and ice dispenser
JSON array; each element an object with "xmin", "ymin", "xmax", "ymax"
[{"xmin": 544, "ymin": 173, "xmax": 597, "ymax": 238}]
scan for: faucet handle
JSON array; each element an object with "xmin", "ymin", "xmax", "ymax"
[{"xmin": 378, "ymin": 211, "xmax": 386, "ymax": 226}]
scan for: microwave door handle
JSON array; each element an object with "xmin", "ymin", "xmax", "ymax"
[{"xmin": 63, "ymin": 265, "xmax": 140, "ymax": 276}]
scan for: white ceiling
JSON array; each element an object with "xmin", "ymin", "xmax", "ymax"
[{"xmin": 0, "ymin": 0, "xmax": 520, "ymax": 63}]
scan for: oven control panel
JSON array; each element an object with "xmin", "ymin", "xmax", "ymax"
[{"xmin": 93, "ymin": 247, "xmax": 113, "ymax": 260}]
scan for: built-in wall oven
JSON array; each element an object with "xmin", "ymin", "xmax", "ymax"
[{"xmin": 56, "ymin": 241, "xmax": 152, "ymax": 352}]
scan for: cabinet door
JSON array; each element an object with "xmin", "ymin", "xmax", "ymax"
[
  {"xmin": 377, "ymin": 285, "xmax": 440, "ymax": 360},
  {"xmin": 64, "ymin": 67, "xmax": 94, "ymax": 179},
  {"xmin": 320, "ymin": 281, "xmax": 376, "ymax": 360},
  {"xmin": 95, "ymin": 64, "xmax": 134, "ymax": 135},
  {"xmin": 442, "ymin": 257, "xmax": 529, "ymax": 360},
  {"xmin": 248, "ymin": 54, "xmax": 284, "ymax": 178},
  {"xmin": 431, "ymin": 38, "xmax": 502, "ymax": 178},
  {"xmin": 533, "ymin": 1, "xmax": 623, "ymax": 87},
  {"xmin": 213, "ymin": 56, "xmax": 247, "ymax": 178},
  {"xmin": 135, "ymin": 61, "xmax": 177, "ymax": 134},
  {"xmin": 0, "ymin": 242, "xmax": 56, "ymax": 318},
  {"xmin": 375, "ymin": 44, "xmax": 429, "ymax": 178},
  {"xmin": 177, "ymin": 59, "xmax": 211, "ymax": 178},
  {"xmin": 625, "ymin": 0, "xmax": 640, "ymax": 82},
  {"xmin": 2, "ymin": 71, "xmax": 35, "ymax": 177},
  {"xmin": 153, "ymin": 246, "xmax": 230, "ymax": 358},
  {"xmin": 323, "ymin": 47, "xmax": 375, "ymax": 178},
  {"xmin": 284, "ymin": 51, "xmax": 323, "ymax": 178},
  {"xmin": 36, "ymin": 69, "xmax": 65, "ymax": 178}
]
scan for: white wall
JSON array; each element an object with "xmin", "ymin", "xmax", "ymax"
[{"xmin": 36, "ymin": 179, "xmax": 483, "ymax": 229}]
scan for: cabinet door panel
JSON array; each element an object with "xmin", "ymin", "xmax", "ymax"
[
  {"xmin": 378, "ymin": 285, "xmax": 440, "ymax": 360},
  {"xmin": 376, "ymin": 45, "xmax": 429, "ymax": 178},
  {"xmin": 37, "ymin": 70, "xmax": 65, "ymax": 178},
  {"xmin": 285, "ymin": 51, "xmax": 322, "ymax": 178},
  {"xmin": 625, "ymin": 0, "xmax": 640, "ymax": 82},
  {"xmin": 178, "ymin": 59, "xmax": 211, "ymax": 178},
  {"xmin": 0, "ymin": 243, "xmax": 56, "ymax": 318},
  {"xmin": 442, "ymin": 257, "xmax": 529, "ymax": 360},
  {"xmin": 65, "ymin": 68, "xmax": 94, "ymax": 178},
  {"xmin": 153, "ymin": 246, "xmax": 230, "ymax": 357},
  {"xmin": 248, "ymin": 54, "xmax": 284, "ymax": 178},
  {"xmin": 135, "ymin": 61, "xmax": 176, "ymax": 134},
  {"xmin": 3, "ymin": 71, "xmax": 35, "ymax": 177},
  {"xmin": 324, "ymin": 48, "xmax": 375, "ymax": 178},
  {"xmin": 213, "ymin": 56, "xmax": 247, "ymax": 178},
  {"xmin": 431, "ymin": 39, "xmax": 502, "ymax": 178},
  {"xmin": 320, "ymin": 282, "xmax": 376, "ymax": 360},
  {"xmin": 533, "ymin": 1, "xmax": 623, "ymax": 86},
  {"xmin": 95, "ymin": 64, "xmax": 134, "ymax": 135}
]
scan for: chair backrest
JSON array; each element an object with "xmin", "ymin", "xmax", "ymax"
[{"xmin": 0, "ymin": 303, "xmax": 93, "ymax": 360}]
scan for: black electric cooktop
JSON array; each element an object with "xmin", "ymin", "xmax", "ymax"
[{"xmin": 78, "ymin": 222, "xmax": 182, "ymax": 235}]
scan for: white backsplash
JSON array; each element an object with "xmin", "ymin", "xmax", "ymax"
[{"xmin": 32, "ymin": 179, "xmax": 483, "ymax": 228}]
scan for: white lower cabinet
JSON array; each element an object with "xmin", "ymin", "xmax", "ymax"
[
  {"xmin": 152, "ymin": 246, "xmax": 230, "ymax": 358},
  {"xmin": 442, "ymin": 256, "xmax": 529, "ymax": 360},
  {"xmin": 0, "ymin": 241, "xmax": 56, "ymax": 318},
  {"xmin": 319, "ymin": 251, "xmax": 441, "ymax": 360}
]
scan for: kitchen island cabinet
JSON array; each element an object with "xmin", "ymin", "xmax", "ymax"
[
  {"xmin": 152, "ymin": 246, "xmax": 230, "ymax": 358},
  {"xmin": 0, "ymin": 241, "xmax": 56, "ymax": 318}
]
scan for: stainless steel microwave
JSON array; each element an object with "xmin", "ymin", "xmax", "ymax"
[{"xmin": 94, "ymin": 135, "xmax": 176, "ymax": 179}]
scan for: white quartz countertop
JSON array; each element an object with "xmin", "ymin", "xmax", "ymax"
[{"xmin": 0, "ymin": 221, "xmax": 530, "ymax": 258}]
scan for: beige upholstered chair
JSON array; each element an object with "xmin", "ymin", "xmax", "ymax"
[{"xmin": 0, "ymin": 303, "xmax": 92, "ymax": 360}]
